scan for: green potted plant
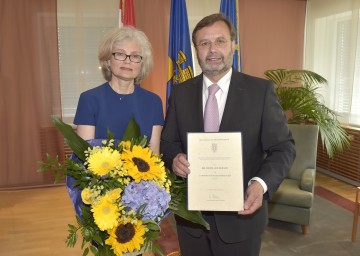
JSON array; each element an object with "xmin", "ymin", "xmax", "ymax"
[{"xmin": 264, "ymin": 68, "xmax": 350, "ymax": 158}]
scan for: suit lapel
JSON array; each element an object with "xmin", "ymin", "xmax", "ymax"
[
  {"xmin": 220, "ymin": 71, "xmax": 246, "ymax": 131},
  {"xmin": 187, "ymin": 75, "xmax": 204, "ymax": 131}
]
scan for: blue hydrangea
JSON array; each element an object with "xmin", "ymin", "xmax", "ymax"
[{"xmin": 122, "ymin": 180, "xmax": 171, "ymax": 221}]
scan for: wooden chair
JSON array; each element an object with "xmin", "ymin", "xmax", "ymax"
[{"xmin": 352, "ymin": 187, "xmax": 360, "ymax": 242}]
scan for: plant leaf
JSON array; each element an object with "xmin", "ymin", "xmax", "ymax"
[
  {"xmin": 168, "ymin": 173, "xmax": 210, "ymax": 230},
  {"xmin": 82, "ymin": 247, "xmax": 89, "ymax": 256},
  {"xmin": 89, "ymin": 245, "xmax": 98, "ymax": 256},
  {"xmin": 264, "ymin": 68, "xmax": 350, "ymax": 158},
  {"xmin": 172, "ymin": 198, "xmax": 210, "ymax": 230},
  {"xmin": 66, "ymin": 224, "xmax": 78, "ymax": 247},
  {"xmin": 52, "ymin": 116, "xmax": 90, "ymax": 161},
  {"xmin": 122, "ymin": 117, "xmax": 141, "ymax": 141}
]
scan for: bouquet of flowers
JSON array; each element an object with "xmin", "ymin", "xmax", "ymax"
[{"xmin": 38, "ymin": 117, "xmax": 209, "ymax": 256}]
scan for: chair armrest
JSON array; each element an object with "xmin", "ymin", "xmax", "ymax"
[{"xmin": 300, "ymin": 169, "xmax": 315, "ymax": 192}]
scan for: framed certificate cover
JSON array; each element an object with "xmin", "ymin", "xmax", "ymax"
[{"xmin": 187, "ymin": 132, "xmax": 244, "ymax": 211}]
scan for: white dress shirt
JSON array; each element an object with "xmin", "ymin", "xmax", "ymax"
[{"xmin": 202, "ymin": 69, "xmax": 268, "ymax": 194}]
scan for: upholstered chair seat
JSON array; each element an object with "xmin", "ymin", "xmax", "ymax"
[{"xmin": 268, "ymin": 124, "xmax": 319, "ymax": 235}]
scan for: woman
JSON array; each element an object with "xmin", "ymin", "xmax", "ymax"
[
  {"xmin": 74, "ymin": 26, "xmax": 163, "ymax": 152},
  {"xmin": 67, "ymin": 26, "xmax": 164, "ymax": 216}
]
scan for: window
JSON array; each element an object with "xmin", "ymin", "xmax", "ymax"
[
  {"xmin": 57, "ymin": 0, "xmax": 118, "ymax": 122},
  {"xmin": 304, "ymin": 0, "xmax": 360, "ymax": 127}
]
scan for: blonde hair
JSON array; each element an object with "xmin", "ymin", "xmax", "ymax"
[{"xmin": 98, "ymin": 26, "xmax": 153, "ymax": 84}]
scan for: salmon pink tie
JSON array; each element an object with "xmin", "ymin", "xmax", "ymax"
[{"xmin": 204, "ymin": 84, "xmax": 220, "ymax": 132}]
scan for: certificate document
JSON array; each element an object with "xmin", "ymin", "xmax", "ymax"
[{"xmin": 187, "ymin": 132, "xmax": 244, "ymax": 211}]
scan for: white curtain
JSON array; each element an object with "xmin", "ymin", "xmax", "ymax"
[
  {"xmin": 304, "ymin": 0, "xmax": 360, "ymax": 127},
  {"xmin": 57, "ymin": 0, "xmax": 118, "ymax": 122}
]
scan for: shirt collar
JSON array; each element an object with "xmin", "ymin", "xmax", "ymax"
[{"xmin": 203, "ymin": 68, "xmax": 232, "ymax": 94}]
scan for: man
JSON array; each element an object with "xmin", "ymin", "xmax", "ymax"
[{"xmin": 160, "ymin": 13, "xmax": 295, "ymax": 256}]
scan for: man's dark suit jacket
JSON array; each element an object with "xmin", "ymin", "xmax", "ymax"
[{"xmin": 160, "ymin": 70, "xmax": 296, "ymax": 243}]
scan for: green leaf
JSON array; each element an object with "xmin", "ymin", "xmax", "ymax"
[
  {"xmin": 96, "ymin": 245, "xmax": 115, "ymax": 256},
  {"xmin": 81, "ymin": 227, "xmax": 92, "ymax": 241},
  {"xmin": 122, "ymin": 117, "xmax": 141, "ymax": 141},
  {"xmin": 82, "ymin": 247, "xmax": 89, "ymax": 256},
  {"xmin": 81, "ymin": 237, "xmax": 87, "ymax": 249},
  {"xmin": 145, "ymin": 221, "xmax": 161, "ymax": 232},
  {"xmin": 264, "ymin": 68, "xmax": 350, "ymax": 158},
  {"xmin": 168, "ymin": 173, "xmax": 210, "ymax": 230},
  {"xmin": 138, "ymin": 135, "xmax": 148, "ymax": 147},
  {"xmin": 107, "ymin": 129, "xmax": 115, "ymax": 141},
  {"xmin": 52, "ymin": 116, "xmax": 90, "ymax": 161},
  {"xmin": 36, "ymin": 154, "xmax": 67, "ymax": 183},
  {"xmin": 66, "ymin": 224, "xmax": 78, "ymax": 247},
  {"xmin": 93, "ymin": 233, "xmax": 104, "ymax": 246},
  {"xmin": 172, "ymin": 198, "xmax": 210, "ymax": 230},
  {"xmin": 89, "ymin": 245, "xmax": 98, "ymax": 255},
  {"xmin": 148, "ymin": 243, "xmax": 164, "ymax": 256}
]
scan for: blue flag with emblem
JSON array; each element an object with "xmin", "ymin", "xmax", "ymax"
[
  {"xmin": 167, "ymin": 0, "xmax": 194, "ymax": 108},
  {"xmin": 220, "ymin": 0, "xmax": 242, "ymax": 72}
]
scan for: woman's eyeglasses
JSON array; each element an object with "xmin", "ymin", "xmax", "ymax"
[{"xmin": 112, "ymin": 52, "xmax": 143, "ymax": 63}]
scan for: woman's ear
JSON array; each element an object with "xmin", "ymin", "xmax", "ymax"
[{"xmin": 106, "ymin": 60, "xmax": 111, "ymax": 71}]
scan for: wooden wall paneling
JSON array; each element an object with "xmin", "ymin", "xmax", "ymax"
[{"xmin": 317, "ymin": 127, "xmax": 360, "ymax": 185}]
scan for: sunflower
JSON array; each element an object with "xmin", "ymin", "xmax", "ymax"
[
  {"xmin": 105, "ymin": 217, "xmax": 146, "ymax": 255},
  {"xmin": 91, "ymin": 195, "xmax": 120, "ymax": 231},
  {"xmin": 121, "ymin": 145, "xmax": 166, "ymax": 182},
  {"xmin": 87, "ymin": 147, "xmax": 122, "ymax": 176}
]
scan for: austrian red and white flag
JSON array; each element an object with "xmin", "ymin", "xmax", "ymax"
[{"xmin": 119, "ymin": 0, "xmax": 136, "ymax": 27}]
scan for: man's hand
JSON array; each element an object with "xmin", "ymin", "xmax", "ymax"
[
  {"xmin": 172, "ymin": 153, "xmax": 190, "ymax": 178},
  {"xmin": 238, "ymin": 180, "xmax": 264, "ymax": 215}
]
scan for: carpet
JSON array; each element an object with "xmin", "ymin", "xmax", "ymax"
[
  {"xmin": 261, "ymin": 187, "xmax": 360, "ymax": 256},
  {"xmin": 158, "ymin": 186, "xmax": 360, "ymax": 256}
]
